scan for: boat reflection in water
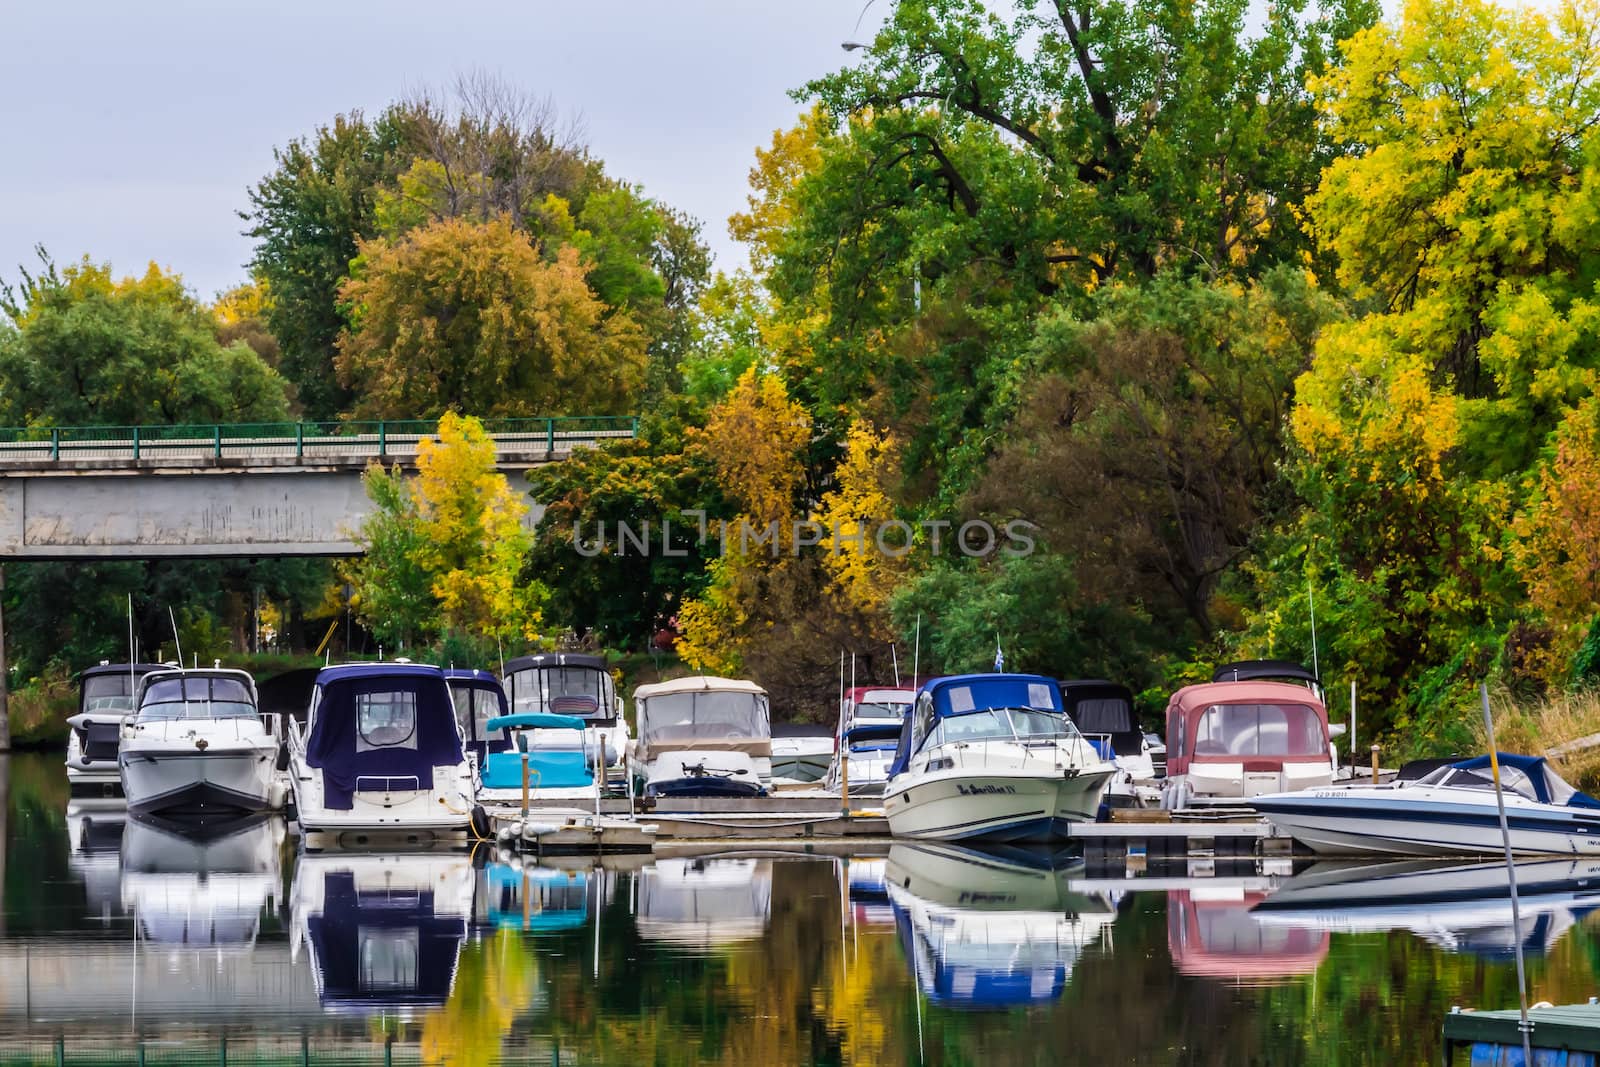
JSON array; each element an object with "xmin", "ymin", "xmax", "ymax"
[
  {"xmin": 479, "ymin": 862, "xmax": 593, "ymax": 932},
  {"xmin": 65, "ymin": 801, "xmax": 130, "ymax": 923},
  {"xmin": 1252, "ymin": 857, "xmax": 1600, "ymax": 958},
  {"xmin": 635, "ymin": 857, "xmax": 773, "ymax": 947},
  {"xmin": 290, "ymin": 851, "xmax": 474, "ymax": 1015},
  {"xmin": 886, "ymin": 842, "xmax": 1116, "ymax": 1008},
  {"xmin": 1167, "ymin": 884, "xmax": 1329, "ymax": 983},
  {"xmin": 121, "ymin": 813, "xmax": 284, "ymax": 949},
  {"xmin": 845, "ymin": 856, "xmax": 895, "ymax": 926}
]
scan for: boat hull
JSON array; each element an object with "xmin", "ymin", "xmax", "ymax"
[
  {"xmin": 120, "ymin": 744, "xmax": 279, "ymax": 818},
  {"xmin": 885, "ymin": 770, "xmax": 1115, "ymax": 843},
  {"xmin": 1251, "ymin": 793, "xmax": 1600, "ymax": 856}
]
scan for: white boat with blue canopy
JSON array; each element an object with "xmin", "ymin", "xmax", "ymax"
[
  {"xmin": 1250, "ymin": 753, "xmax": 1600, "ymax": 856},
  {"xmin": 476, "ymin": 712, "xmax": 599, "ymax": 805},
  {"xmin": 883, "ymin": 674, "xmax": 1117, "ymax": 843}
]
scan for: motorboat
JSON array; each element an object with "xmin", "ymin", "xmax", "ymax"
[
  {"xmin": 444, "ymin": 668, "xmax": 508, "ymax": 765},
  {"xmin": 628, "ymin": 676, "xmax": 772, "ymax": 798},
  {"xmin": 502, "ymin": 653, "xmax": 629, "ymax": 777},
  {"xmin": 771, "ymin": 725, "xmax": 834, "ymax": 785},
  {"xmin": 476, "ymin": 712, "xmax": 599, "ymax": 806},
  {"xmin": 1250, "ymin": 856, "xmax": 1600, "ymax": 958},
  {"xmin": 118, "ymin": 667, "xmax": 284, "ymax": 818},
  {"xmin": 885, "ymin": 841, "xmax": 1116, "ymax": 1007},
  {"xmin": 882, "ymin": 674, "xmax": 1116, "ymax": 842},
  {"xmin": 65, "ymin": 661, "xmax": 165, "ymax": 798},
  {"xmin": 120, "ymin": 814, "xmax": 284, "ymax": 950},
  {"xmin": 1250, "ymin": 753, "xmax": 1600, "ymax": 856},
  {"xmin": 1167, "ymin": 884, "xmax": 1328, "ymax": 982},
  {"xmin": 823, "ymin": 686, "xmax": 915, "ymax": 797},
  {"xmin": 1060, "ymin": 679, "xmax": 1158, "ymax": 807},
  {"xmin": 1161, "ymin": 660, "xmax": 1337, "ymax": 810},
  {"xmin": 285, "ymin": 663, "xmax": 476, "ymax": 837},
  {"xmin": 635, "ymin": 856, "xmax": 773, "ymax": 946},
  {"xmin": 290, "ymin": 851, "xmax": 473, "ymax": 1015}
]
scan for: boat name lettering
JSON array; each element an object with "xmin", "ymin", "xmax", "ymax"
[{"xmin": 956, "ymin": 783, "xmax": 1017, "ymax": 796}]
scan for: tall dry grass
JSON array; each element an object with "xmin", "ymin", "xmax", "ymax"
[{"xmin": 1475, "ymin": 687, "xmax": 1600, "ymax": 793}]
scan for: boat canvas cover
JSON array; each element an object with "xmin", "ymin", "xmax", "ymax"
[
  {"xmin": 887, "ymin": 674, "xmax": 1065, "ymax": 778},
  {"xmin": 633, "ymin": 676, "xmax": 771, "ymax": 761},
  {"xmin": 1449, "ymin": 753, "xmax": 1600, "ymax": 808},
  {"xmin": 480, "ymin": 712, "xmax": 594, "ymax": 790},
  {"xmin": 1164, "ymin": 680, "xmax": 1330, "ymax": 777},
  {"xmin": 304, "ymin": 665, "xmax": 464, "ymax": 810},
  {"xmin": 1061, "ymin": 680, "xmax": 1141, "ymax": 758}
]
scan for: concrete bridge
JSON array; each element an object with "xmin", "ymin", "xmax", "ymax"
[{"xmin": 0, "ymin": 417, "xmax": 633, "ymax": 558}]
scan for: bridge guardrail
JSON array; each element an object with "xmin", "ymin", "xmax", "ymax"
[{"xmin": 0, "ymin": 416, "xmax": 639, "ymax": 463}]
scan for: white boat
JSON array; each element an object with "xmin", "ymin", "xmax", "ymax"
[
  {"xmin": 635, "ymin": 857, "xmax": 773, "ymax": 946},
  {"xmin": 1161, "ymin": 661, "xmax": 1338, "ymax": 810},
  {"xmin": 502, "ymin": 654, "xmax": 629, "ymax": 777},
  {"xmin": 290, "ymin": 851, "xmax": 473, "ymax": 1015},
  {"xmin": 1251, "ymin": 856, "xmax": 1600, "ymax": 958},
  {"xmin": 628, "ymin": 676, "xmax": 772, "ymax": 798},
  {"xmin": 65, "ymin": 662, "xmax": 164, "ymax": 798},
  {"xmin": 885, "ymin": 841, "xmax": 1115, "ymax": 1007},
  {"xmin": 118, "ymin": 668, "xmax": 284, "ymax": 818},
  {"xmin": 475, "ymin": 712, "xmax": 601, "ymax": 807},
  {"xmin": 285, "ymin": 663, "xmax": 476, "ymax": 838},
  {"xmin": 444, "ymin": 668, "xmax": 508, "ymax": 765},
  {"xmin": 823, "ymin": 686, "xmax": 915, "ymax": 797},
  {"xmin": 1061, "ymin": 679, "xmax": 1159, "ymax": 807},
  {"xmin": 771, "ymin": 727, "xmax": 834, "ymax": 785},
  {"xmin": 120, "ymin": 814, "xmax": 284, "ymax": 950},
  {"xmin": 882, "ymin": 674, "xmax": 1116, "ymax": 843},
  {"xmin": 66, "ymin": 801, "xmax": 129, "ymax": 922},
  {"xmin": 1250, "ymin": 753, "xmax": 1600, "ymax": 856}
]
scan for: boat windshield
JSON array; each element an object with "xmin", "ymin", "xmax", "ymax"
[
  {"xmin": 928, "ymin": 708, "xmax": 1080, "ymax": 747},
  {"xmin": 82, "ymin": 674, "xmax": 137, "ymax": 714},
  {"xmin": 507, "ymin": 667, "xmax": 614, "ymax": 719},
  {"xmin": 854, "ymin": 700, "xmax": 910, "ymax": 721},
  {"xmin": 1192, "ymin": 703, "xmax": 1325, "ymax": 758},
  {"xmin": 1413, "ymin": 764, "xmax": 1542, "ymax": 802},
  {"xmin": 639, "ymin": 691, "xmax": 770, "ymax": 746},
  {"xmin": 137, "ymin": 677, "xmax": 257, "ymax": 722},
  {"xmin": 450, "ymin": 685, "xmax": 502, "ymax": 744}
]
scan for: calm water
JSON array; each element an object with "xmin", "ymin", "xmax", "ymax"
[{"xmin": 0, "ymin": 753, "xmax": 1591, "ymax": 1065}]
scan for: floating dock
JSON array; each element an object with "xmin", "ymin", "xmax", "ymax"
[
  {"xmin": 1444, "ymin": 1002, "xmax": 1600, "ymax": 1064},
  {"xmin": 483, "ymin": 795, "xmax": 1298, "ymax": 857}
]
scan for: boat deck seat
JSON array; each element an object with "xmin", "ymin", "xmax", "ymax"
[{"xmin": 481, "ymin": 750, "xmax": 594, "ymax": 791}]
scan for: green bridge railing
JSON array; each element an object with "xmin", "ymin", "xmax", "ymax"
[{"xmin": 0, "ymin": 415, "xmax": 639, "ymax": 462}]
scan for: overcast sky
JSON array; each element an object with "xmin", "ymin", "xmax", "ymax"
[{"xmin": 0, "ymin": 0, "xmax": 886, "ymax": 300}]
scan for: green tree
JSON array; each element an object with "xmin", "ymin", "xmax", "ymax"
[
  {"xmin": 335, "ymin": 216, "xmax": 648, "ymax": 418},
  {"xmin": 243, "ymin": 111, "xmax": 405, "ymax": 418},
  {"xmin": 0, "ymin": 254, "xmax": 290, "ymax": 425}
]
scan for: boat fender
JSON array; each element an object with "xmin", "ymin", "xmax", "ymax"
[
  {"xmin": 469, "ymin": 805, "xmax": 492, "ymax": 842},
  {"xmin": 525, "ymin": 823, "xmax": 561, "ymax": 837}
]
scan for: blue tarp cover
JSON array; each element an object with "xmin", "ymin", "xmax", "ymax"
[
  {"xmin": 481, "ymin": 750, "xmax": 594, "ymax": 790},
  {"xmin": 304, "ymin": 664, "xmax": 464, "ymax": 810},
  {"xmin": 1450, "ymin": 753, "xmax": 1600, "ymax": 808},
  {"xmin": 887, "ymin": 674, "xmax": 1064, "ymax": 778}
]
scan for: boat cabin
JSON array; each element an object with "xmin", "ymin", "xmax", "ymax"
[
  {"xmin": 502, "ymin": 653, "xmax": 618, "ymax": 723},
  {"xmin": 134, "ymin": 668, "xmax": 260, "ymax": 723},
  {"xmin": 1059, "ymin": 680, "xmax": 1141, "ymax": 761},
  {"xmin": 300, "ymin": 664, "xmax": 466, "ymax": 812},
  {"xmin": 1162, "ymin": 678, "xmax": 1334, "ymax": 807},
  {"xmin": 444, "ymin": 669, "xmax": 509, "ymax": 762},
  {"xmin": 838, "ymin": 686, "xmax": 914, "ymax": 750},
  {"xmin": 887, "ymin": 674, "xmax": 1071, "ymax": 778},
  {"xmin": 71, "ymin": 662, "xmax": 165, "ymax": 763}
]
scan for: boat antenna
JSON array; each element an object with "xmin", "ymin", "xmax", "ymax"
[
  {"xmin": 1480, "ymin": 683, "xmax": 1533, "ymax": 1065},
  {"xmin": 1307, "ymin": 569, "xmax": 1320, "ymax": 682},
  {"xmin": 167, "ymin": 606, "xmax": 183, "ymax": 669},
  {"xmin": 850, "ymin": 652, "xmax": 856, "ymax": 696},
  {"xmin": 912, "ymin": 612, "xmax": 921, "ymax": 690},
  {"xmin": 839, "ymin": 651, "xmax": 845, "ymax": 715},
  {"xmin": 127, "ymin": 594, "xmax": 136, "ymax": 699},
  {"xmin": 497, "ymin": 634, "xmax": 506, "ymax": 677},
  {"xmin": 891, "ymin": 644, "xmax": 900, "ymax": 687}
]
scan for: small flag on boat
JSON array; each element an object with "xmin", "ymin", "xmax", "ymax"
[{"xmin": 994, "ymin": 641, "xmax": 1004, "ymax": 672}]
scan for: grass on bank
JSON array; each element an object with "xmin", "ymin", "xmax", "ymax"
[{"xmin": 1475, "ymin": 688, "xmax": 1600, "ymax": 793}]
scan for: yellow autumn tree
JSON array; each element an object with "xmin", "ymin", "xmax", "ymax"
[
  {"xmin": 816, "ymin": 420, "xmax": 902, "ymax": 622},
  {"xmin": 675, "ymin": 369, "xmax": 811, "ymax": 673},
  {"xmin": 342, "ymin": 412, "xmax": 545, "ymax": 647}
]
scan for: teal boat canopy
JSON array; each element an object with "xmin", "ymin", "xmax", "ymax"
[{"xmin": 486, "ymin": 712, "xmax": 586, "ymax": 733}]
